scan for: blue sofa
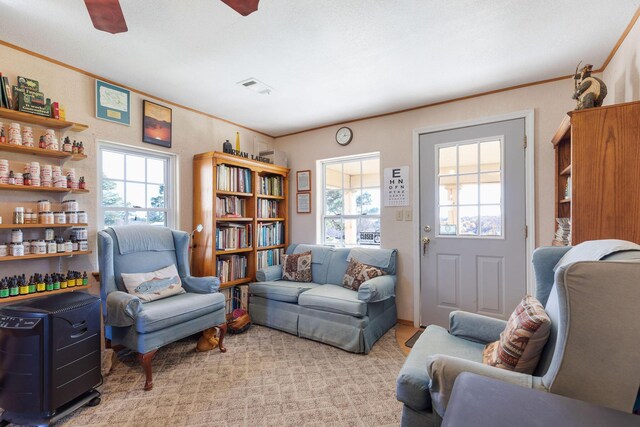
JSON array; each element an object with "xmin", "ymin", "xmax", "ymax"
[{"xmin": 249, "ymin": 244, "xmax": 398, "ymax": 353}]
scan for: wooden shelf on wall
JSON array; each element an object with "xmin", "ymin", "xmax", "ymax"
[
  {"xmin": 0, "ymin": 143, "xmax": 87, "ymax": 161},
  {"xmin": 0, "ymin": 285, "xmax": 92, "ymax": 303},
  {"xmin": 0, "ymin": 108, "xmax": 88, "ymax": 132},
  {"xmin": 0, "ymin": 184, "xmax": 89, "ymax": 194},
  {"xmin": 0, "ymin": 223, "xmax": 88, "ymax": 230},
  {"xmin": 257, "ymin": 244, "xmax": 286, "ymax": 251},
  {"xmin": 214, "ymin": 247, "xmax": 253, "ymax": 255},
  {"xmin": 257, "ymin": 194, "xmax": 285, "ymax": 200},
  {"xmin": 219, "ymin": 277, "xmax": 252, "ymax": 289},
  {"xmin": 215, "ymin": 217, "xmax": 253, "ymax": 222},
  {"xmin": 0, "ymin": 250, "xmax": 92, "ymax": 262}
]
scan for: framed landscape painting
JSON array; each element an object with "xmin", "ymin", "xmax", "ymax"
[
  {"xmin": 96, "ymin": 79, "xmax": 130, "ymax": 125},
  {"xmin": 143, "ymin": 100, "xmax": 172, "ymax": 148}
]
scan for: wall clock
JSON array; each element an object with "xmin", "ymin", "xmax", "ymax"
[{"xmin": 336, "ymin": 127, "xmax": 353, "ymax": 146}]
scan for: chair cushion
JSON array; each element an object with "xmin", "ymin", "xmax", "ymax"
[
  {"xmin": 482, "ymin": 295, "xmax": 551, "ymax": 374},
  {"xmin": 135, "ymin": 292, "xmax": 225, "ymax": 333},
  {"xmin": 298, "ymin": 284, "xmax": 366, "ymax": 317},
  {"xmin": 342, "ymin": 258, "xmax": 385, "ymax": 291},
  {"xmin": 282, "ymin": 251, "xmax": 312, "ymax": 282},
  {"xmin": 396, "ymin": 325, "xmax": 485, "ymax": 411},
  {"xmin": 121, "ymin": 264, "xmax": 185, "ymax": 302},
  {"xmin": 250, "ymin": 280, "xmax": 319, "ymax": 303}
]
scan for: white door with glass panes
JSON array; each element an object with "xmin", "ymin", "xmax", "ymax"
[
  {"xmin": 419, "ymin": 119, "xmax": 526, "ymax": 327},
  {"xmin": 321, "ymin": 155, "xmax": 380, "ymax": 246}
]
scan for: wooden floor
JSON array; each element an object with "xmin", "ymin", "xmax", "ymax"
[{"xmin": 395, "ymin": 323, "xmax": 423, "ymax": 356}]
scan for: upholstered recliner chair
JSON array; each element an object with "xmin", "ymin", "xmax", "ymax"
[
  {"xmin": 396, "ymin": 245, "xmax": 640, "ymax": 426},
  {"xmin": 98, "ymin": 225, "xmax": 227, "ymax": 390}
]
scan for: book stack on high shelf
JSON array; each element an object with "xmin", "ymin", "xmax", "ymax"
[
  {"xmin": 192, "ymin": 151, "xmax": 289, "ymax": 289},
  {"xmin": 551, "ymin": 101, "xmax": 640, "ymax": 245}
]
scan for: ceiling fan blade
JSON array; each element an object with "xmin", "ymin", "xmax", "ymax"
[
  {"xmin": 220, "ymin": 0, "xmax": 260, "ymax": 16},
  {"xmin": 84, "ymin": 0, "xmax": 128, "ymax": 34}
]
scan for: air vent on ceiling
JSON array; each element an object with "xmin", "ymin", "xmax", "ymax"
[{"xmin": 238, "ymin": 78, "xmax": 273, "ymax": 95}]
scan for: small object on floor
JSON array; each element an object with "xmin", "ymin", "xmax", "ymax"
[
  {"xmin": 227, "ymin": 307, "xmax": 252, "ymax": 334},
  {"xmin": 196, "ymin": 327, "xmax": 219, "ymax": 352},
  {"xmin": 101, "ymin": 348, "xmax": 116, "ymax": 376},
  {"xmin": 404, "ymin": 329, "xmax": 425, "ymax": 348}
]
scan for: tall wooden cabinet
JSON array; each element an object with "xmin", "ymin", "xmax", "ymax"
[
  {"xmin": 192, "ymin": 151, "xmax": 289, "ymax": 288},
  {"xmin": 552, "ymin": 101, "xmax": 640, "ymax": 245}
]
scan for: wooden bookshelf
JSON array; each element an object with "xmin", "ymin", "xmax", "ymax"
[
  {"xmin": 552, "ymin": 100, "xmax": 640, "ymax": 245},
  {"xmin": 0, "ymin": 223, "xmax": 88, "ymax": 229},
  {"xmin": 0, "ymin": 285, "xmax": 92, "ymax": 303},
  {"xmin": 193, "ymin": 151, "xmax": 289, "ymax": 283},
  {"xmin": 0, "ymin": 108, "xmax": 88, "ymax": 132},
  {"xmin": 0, "ymin": 250, "xmax": 92, "ymax": 262}
]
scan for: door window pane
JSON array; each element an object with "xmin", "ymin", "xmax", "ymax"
[
  {"xmin": 458, "ymin": 143, "xmax": 478, "ymax": 174},
  {"xmin": 459, "ymin": 206, "xmax": 479, "ymax": 236},
  {"xmin": 480, "ymin": 140, "xmax": 501, "ymax": 172},
  {"xmin": 480, "ymin": 205, "xmax": 502, "ymax": 236},
  {"xmin": 480, "ymin": 173, "xmax": 501, "ymax": 204},
  {"xmin": 439, "ymin": 176, "xmax": 457, "ymax": 206},
  {"xmin": 439, "ymin": 146, "xmax": 457, "ymax": 175},
  {"xmin": 458, "ymin": 174, "xmax": 479, "ymax": 205},
  {"xmin": 439, "ymin": 206, "xmax": 457, "ymax": 235}
]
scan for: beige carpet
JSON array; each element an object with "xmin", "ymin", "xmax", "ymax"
[{"xmin": 56, "ymin": 325, "xmax": 405, "ymax": 426}]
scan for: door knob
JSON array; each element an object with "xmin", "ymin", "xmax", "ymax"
[
  {"xmin": 422, "ymin": 237, "xmax": 431, "ymax": 255},
  {"xmin": 424, "ymin": 225, "xmax": 431, "ymax": 233}
]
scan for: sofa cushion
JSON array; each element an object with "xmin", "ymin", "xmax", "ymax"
[
  {"xmin": 326, "ymin": 248, "xmax": 351, "ymax": 285},
  {"xmin": 396, "ymin": 325, "xmax": 485, "ymax": 411},
  {"xmin": 282, "ymin": 251, "xmax": 312, "ymax": 282},
  {"xmin": 290, "ymin": 244, "xmax": 334, "ymax": 284},
  {"xmin": 298, "ymin": 284, "xmax": 366, "ymax": 317},
  {"xmin": 250, "ymin": 280, "xmax": 319, "ymax": 303},
  {"xmin": 482, "ymin": 295, "xmax": 551, "ymax": 374},
  {"xmin": 135, "ymin": 292, "xmax": 225, "ymax": 333},
  {"xmin": 342, "ymin": 258, "xmax": 385, "ymax": 291}
]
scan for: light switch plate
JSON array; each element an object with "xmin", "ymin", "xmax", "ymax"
[
  {"xmin": 404, "ymin": 210, "xmax": 413, "ymax": 221},
  {"xmin": 396, "ymin": 210, "xmax": 404, "ymax": 221}
]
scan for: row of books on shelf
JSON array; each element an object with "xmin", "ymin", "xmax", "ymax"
[
  {"xmin": 257, "ymin": 199, "xmax": 280, "ymax": 218},
  {"xmin": 258, "ymin": 175, "xmax": 283, "ymax": 197},
  {"xmin": 217, "ymin": 165, "xmax": 252, "ymax": 193},
  {"xmin": 220, "ymin": 286, "xmax": 248, "ymax": 314},
  {"xmin": 216, "ymin": 195, "xmax": 246, "ymax": 218},
  {"xmin": 215, "ymin": 223, "xmax": 252, "ymax": 250},
  {"xmin": 216, "ymin": 254, "xmax": 247, "ymax": 283},
  {"xmin": 257, "ymin": 221, "xmax": 284, "ymax": 247},
  {"xmin": 257, "ymin": 248, "xmax": 284, "ymax": 269}
]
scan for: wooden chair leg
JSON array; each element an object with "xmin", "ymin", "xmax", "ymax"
[
  {"xmin": 137, "ymin": 349, "xmax": 158, "ymax": 391},
  {"xmin": 217, "ymin": 323, "xmax": 227, "ymax": 353}
]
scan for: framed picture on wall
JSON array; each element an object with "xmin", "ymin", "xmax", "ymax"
[
  {"xmin": 297, "ymin": 193, "xmax": 311, "ymax": 214},
  {"xmin": 96, "ymin": 79, "xmax": 131, "ymax": 125},
  {"xmin": 297, "ymin": 170, "xmax": 311, "ymax": 192},
  {"xmin": 142, "ymin": 100, "xmax": 172, "ymax": 148}
]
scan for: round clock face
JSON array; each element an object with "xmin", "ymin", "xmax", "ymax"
[{"xmin": 336, "ymin": 127, "xmax": 353, "ymax": 146}]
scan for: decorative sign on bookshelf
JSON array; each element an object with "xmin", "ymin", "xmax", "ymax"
[{"xmin": 222, "ymin": 145, "xmax": 270, "ymax": 164}]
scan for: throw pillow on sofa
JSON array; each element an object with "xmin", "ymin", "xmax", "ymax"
[
  {"xmin": 121, "ymin": 264, "xmax": 185, "ymax": 302},
  {"xmin": 282, "ymin": 251, "xmax": 312, "ymax": 282},
  {"xmin": 482, "ymin": 295, "xmax": 551, "ymax": 374},
  {"xmin": 342, "ymin": 258, "xmax": 385, "ymax": 291}
]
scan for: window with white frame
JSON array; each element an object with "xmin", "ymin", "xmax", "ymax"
[
  {"xmin": 98, "ymin": 144, "xmax": 175, "ymax": 229},
  {"xmin": 320, "ymin": 154, "xmax": 381, "ymax": 247}
]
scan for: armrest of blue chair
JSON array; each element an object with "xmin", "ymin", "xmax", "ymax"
[
  {"xmin": 256, "ymin": 265, "xmax": 282, "ymax": 282},
  {"xmin": 358, "ymin": 275, "xmax": 396, "ymax": 303},
  {"xmin": 106, "ymin": 291, "xmax": 143, "ymax": 327},
  {"xmin": 449, "ymin": 311, "xmax": 506, "ymax": 344},
  {"xmin": 182, "ymin": 275, "xmax": 221, "ymax": 294},
  {"xmin": 427, "ymin": 354, "xmax": 536, "ymax": 417}
]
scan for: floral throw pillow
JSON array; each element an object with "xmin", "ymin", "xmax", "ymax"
[
  {"xmin": 342, "ymin": 258, "xmax": 385, "ymax": 291},
  {"xmin": 282, "ymin": 251, "xmax": 312, "ymax": 282},
  {"xmin": 482, "ymin": 295, "xmax": 551, "ymax": 374}
]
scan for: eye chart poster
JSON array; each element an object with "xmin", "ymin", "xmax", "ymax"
[{"xmin": 384, "ymin": 166, "xmax": 409, "ymax": 206}]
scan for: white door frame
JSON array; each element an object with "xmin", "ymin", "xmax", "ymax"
[{"xmin": 411, "ymin": 110, "xmax": 535, "ymax": 327}]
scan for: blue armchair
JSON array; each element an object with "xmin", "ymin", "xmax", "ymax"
[
  {"xmin": 98, "ymin": 225, "xmax": 227, "ymax": 390},
  {"xmin": 397, "ymin": 245, "xmax": 640, "ymax": 425}
]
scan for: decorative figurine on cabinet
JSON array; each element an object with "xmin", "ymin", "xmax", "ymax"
[{"xmin": 572, "ymin": 63, "xmax": 607, "ymax": 110}]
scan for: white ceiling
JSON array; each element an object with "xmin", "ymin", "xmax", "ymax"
[{"xmin": 0, "ymin": 0, "xmax": 637, "ymax": 137}]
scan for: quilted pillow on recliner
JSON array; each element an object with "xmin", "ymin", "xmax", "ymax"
[
  {"xmin": 121, "ymin": 264, "xmax": 185, "ymax": 302},
  {"xmin": 482, "ymin": 295, "xmax": 551, "ymax": 374}
]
